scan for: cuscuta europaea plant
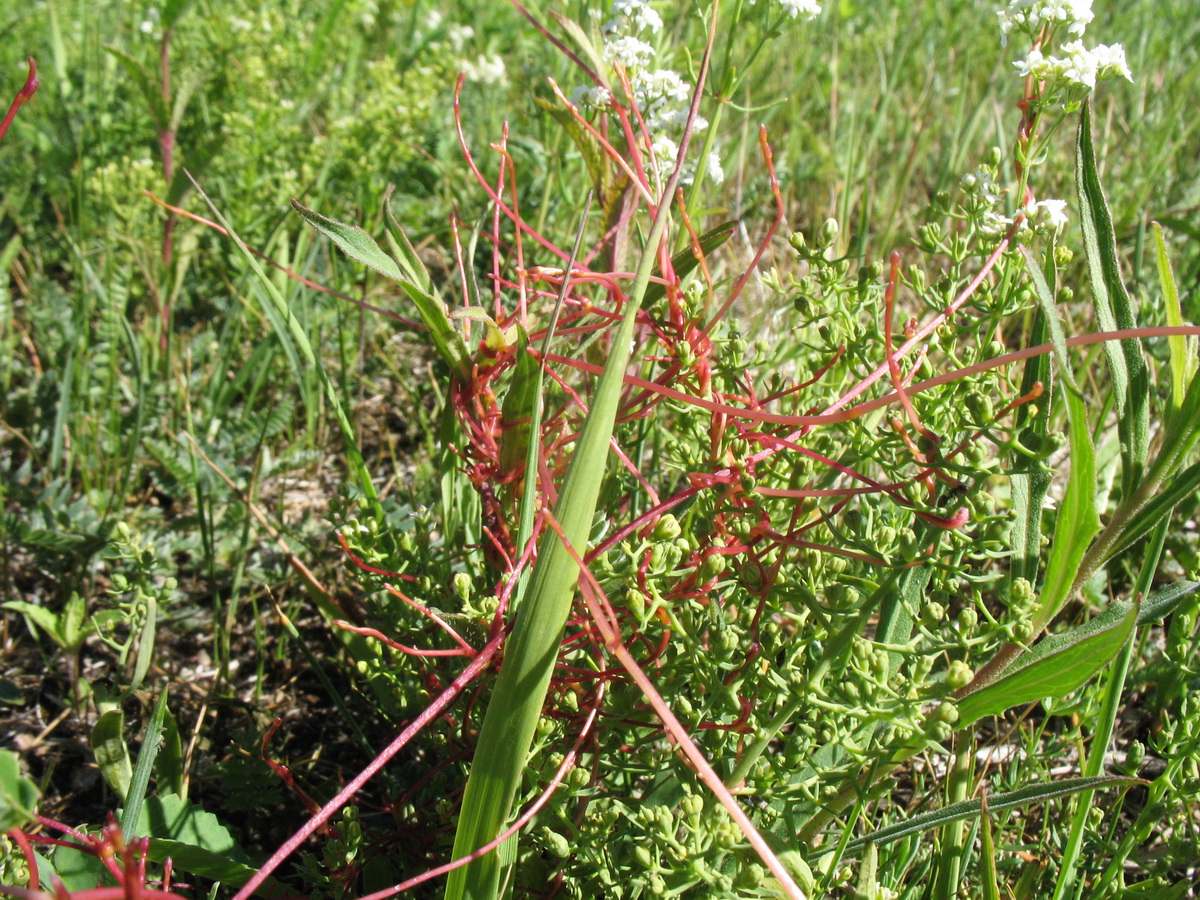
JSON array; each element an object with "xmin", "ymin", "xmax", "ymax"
[{"xmin": 8, "ymin": 0, "xmax": 1199, "ymax": 897}]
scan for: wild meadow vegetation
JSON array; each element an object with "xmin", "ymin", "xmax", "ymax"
[{"xmin": 3, "ymin": 0, "xmax": 1200, "ymax": 897}]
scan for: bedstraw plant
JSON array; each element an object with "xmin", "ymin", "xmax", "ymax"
[{"xmin": 4, "ymin": 0, "xmax": 1200, "ymax": 898}]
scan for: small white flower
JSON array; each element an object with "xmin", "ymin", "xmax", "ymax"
[
  {"xmin": 647, "ymin": 107, "xmax": 707, "ymax": 132},
  {"xmin": 570, "ymin": 84, "xmax": 613, "ymax": 109},
  {"xmin": 747, "ymin": 0, "xmax": 822, "ymax": 19},
  {"xmin": 997, "ymin": 0, "xmax": 1093, "ymax": 45},
  {"xmin": 603, "ymin": 35, "xmax": 656, "ymax": 69},
  {"xmin": 1014, "ymin": 40, "xmax": 1132, "ymax": 90},
  {"xmin": 604, "ymin": 0, "xmax": 663, "ymax": 36},
  {"xmin": 1012, "ymin": 47, "xmax": 1052, "ymax": 80},
  {"xmin": 981, "ymin": 210, "xmax": 1014, "ymax": 235},
  {"xmin": 633, "ymin": 69, "xmax": 691, "ymax": 110},
  {"xmin": 447, "ymin": 23, "xmax": 475, "ymax": 52},
  {"xmin": 1023, "ymin": 197, "xmax": 1069, "ymax": 230},
  {"xmin": 706, "ymin": 151, "xmax": 725, "ymax": 184},
  {"xmin": 650, "ymin": 134, "xmax": 678, "ymax": 162},
  {"xmin": 778, "ymin": 0, "xmax": 822, "ymax": 20},
  {"xmin": 1084, "ymin": 42, "xmax": 1133, "ymax": 82},
  {"xmin": 461, "ymin": 53, "xmax": 508, "ymax": 87}
]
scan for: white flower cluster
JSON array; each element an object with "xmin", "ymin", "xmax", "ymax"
[
  {"xmin": 1022, "ymin": 197, "xmax": 1069, "ymax": 230},
  {"xmin": 461, "ymin": 53, "xmax": 508, "ymax": 87},
  {"xmin": 999, "ymin": 0, "xmax": 1133, "ymax": 92},
  {"xmin": 604, "ymin": 0, "xmax": 664, "ymax": 35},
  {"xmin": 997, "ymin": 0, "xmax": 1094, "ymax": 45},
  {"xmin": 577, "ymin": 1, "xmax": 725, "ymax": 183},
  {"xmin": 747, "ymin": 0, "xmax": 823, "ymax": 20},
  {"xmin": 959, "ymin": 166, "xmax": 1068, "ymax": 236},
  {"xmin": 1013, "ymin": 40, "xmax": 1132, "ymax": 90}
]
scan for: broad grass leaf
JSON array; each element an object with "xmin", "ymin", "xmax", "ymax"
[
  {"xmin": 92, "ymin": 709, "xmax": 133, "ymax": 802},
  {"xmin": 0, "ymin": 749, "xmax": 39, "ymax": 831}
]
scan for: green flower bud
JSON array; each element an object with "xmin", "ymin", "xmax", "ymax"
[
  {"xmin": 821, "ymin": 218, "xmax": 840, "ymax": 244},
  {"xmin": 788, "ymin": 231, "xmax": 808, "ymax": 254},
  {"xmin": 1123, "ymin": 740, "xmax": 1146, "ymax": 773},
  {"xmin": 945, "ymin": 661, "xmax": 973, "ymax": 690},
  {"xmin": 634, "ymin": 845, "xmax": 654, "ymax": 869},
  {"xmin": 542, "ymin": 828, "xmax": 571, "ymax": 858},
  {"xmin": 652, "ymin": 514, "xmax": 681, "ymax": 541}
]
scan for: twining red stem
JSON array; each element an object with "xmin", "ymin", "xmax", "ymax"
[{"xmin": 0, "ymin": 58, "xmax": 39, "ymax": 144}]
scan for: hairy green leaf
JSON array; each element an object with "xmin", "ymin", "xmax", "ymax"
[
  {"xmin": 957, "ymin": 600, "xmax": 1137, "ymax": 726},
  {"xmin": 1076, "ymin": 99, "xmax": 1150, "ymax": 493}
]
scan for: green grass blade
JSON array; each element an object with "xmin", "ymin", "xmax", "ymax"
[
  {"xmin": 844, "ymin": 776, "xmax": 1142, "ymax": 854},
  {"xmin": 293, "ymin": 199, "xmax": 471, "ymax": 379},
  {"xmin": 191, "ymin": 182, "xmax": 381, "ymax": 515},
  {"xmin": 120, "ymin": 688, "xmax": 170, "ymax": 836},
  {"xmin": 445, "ymin": 191, "xmax": 678, "ymax": 900},
  {"xmin": 1076, "ymin": 99, "xmax": 1150, "ymax": 493},
  {"xmin": 1052, "ymin": 518, "xmax": 1167, "ymax": 900}
]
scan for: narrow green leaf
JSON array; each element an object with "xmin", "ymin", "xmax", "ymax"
[
  {"xmin": 191, "ymin": 184, "xmax": 380, "ymax": 514},
  {"xmin": 291, "ymin": 201, "xmax": 402, "ymax": 280},
  {"xmin": 957, "ymin": 600, "xmax": 1137, "ymax": 726},
  {"xmin": 1031, "ymin": 386, "xmax": 1099, "ymax": 633},
  {"xmin": 156, "ymin": 700, "xmax": 185, "ymax": 798},
  {"xmin": 382, "ymin": 194, "xmax": 434, "ymax": 294},
  {"xmin": 645, "ymin": 220, "xmax": 738, "ymax": 306},
  {"xmin": 447, "ymin": 192, "xmax": 678, "ymax": 898},
  {"xmin": 121, "ymin": 689, "xmax": 170, "ymax": 835},
  {"xmin": 845, "ymin": 776, "xmax": 1140, "ymax": 853},
  {"xmin": 1152, "ymin": 222, "xmax": 1194, "ymax": 408},
  {"xmin": 3, "ymin": 601, "xmax": 68, "ymax": 648},
  {"xmin": 979, "ymin": 794, "xmax": 1001, "ymax": 900},
  {"xmin": 1102, "ymin": 460, "xmax": 1200, "ymax": 566},
  {"xmin": 547, "ymin": 10, "xmax": 610, "ymax": 86},
  {"xmin": 1149, "ymin": 364, "xmax": 1200, "ymax": 496},
  {"xmin": 92, "ymin": 709, "xmax": 133, "ymax": 801},
  {"xmin": 1137, "ymin": 580, "xmax": 1200, "ymax": 626},
  {"xmin": 1076, "ymin": 99, "xmax": 1150, "ymax": 492},
  {"xmin": 514, "ymin": 196, "xmax": 593, "ymax": 580},
  {"xmin": 853, "ymin": 843, "xmax": 879, "ymax": 900},
  {"xmin": 1016, "ymin": 243, "xmax": 1081, "ymax": 395},
  {"xmin": 129, "ymin": 594, "xmax": 157, "ymax": 695},
  {"xmin": 376, "ymin": 201, "xmax": 472, "ymax": 379}
]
